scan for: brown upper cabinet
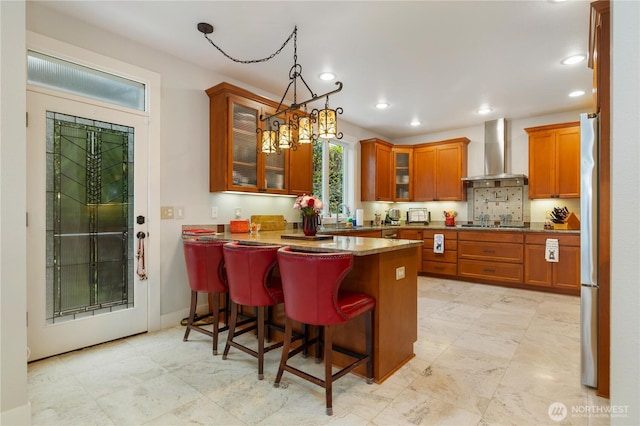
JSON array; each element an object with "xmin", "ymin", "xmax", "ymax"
[
  {"xmin": 526, "ymin": 122, "xmax": 580, "ymax": 199},
  {"xmin": 206, "ymin": 82, "xmax": 312, "ymax": 195},
  {"xmin": 413, "ymin": 138, "xmax": 469, "ymax": 201},
  {"xmin": 361, "ymin": 137, "xmax": 469, "ymax": 202},
  {"xmin": 360, "ymin": 138, "xmax": 394, "ymax": 201}
]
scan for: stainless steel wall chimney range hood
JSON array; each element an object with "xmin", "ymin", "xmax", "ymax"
[{"xmin": 462, "ymin": 118, "xmax": 528, "ymax": 182}]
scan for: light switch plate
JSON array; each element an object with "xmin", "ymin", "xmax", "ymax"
[
  {"xmin": 161, "ymin": 206, "xmax": 173, "ymax": 219},
  {"xmin": 175, "ymin": 206, "xmax": 184, "ymax": 219},
  {"xmin": 396, "ymin": 266, "xmax": 405, "ymax": 280}
]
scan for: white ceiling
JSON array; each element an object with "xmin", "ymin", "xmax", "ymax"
[{"xmin": 35, "ymin": 0, "xmax": 594, "ymax": 140}]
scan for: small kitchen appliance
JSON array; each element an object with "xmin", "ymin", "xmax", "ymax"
[
  {"xmin": 407, "ymin": 208, "xmax": 430, "ymax": 224},
  {"xmin": 384, "ymin": 209, "xmax": 401, "ymax": 226}
]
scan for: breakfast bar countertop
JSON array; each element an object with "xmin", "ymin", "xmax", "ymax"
[{"xmin": 183, "ymin": 229, "xmax": 423, "ymax": 256}]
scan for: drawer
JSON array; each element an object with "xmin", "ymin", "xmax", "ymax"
[
  {"xmin": 525, "ymin": 233, "xmax": 580, "ymax": 246},
  {"xmin": 458, "ymin": 231, "xmax": 523, "ymax": 243},
  {"xmin": 423, "ymin": 230, "xmax": 457, "ymax": 241},
  {"xmin": 399, "ymin": 229, "xmax": 423, "ymax": 240},
  {"xmin": 423, "ymin": 261, "xmax": 457, "ymax": 276},
  {"xmin": 423, "ymin": 250, "xmax": 457, "ymax": 263},
  {"xmin": 458, "ymin": 241, "xmax": 523, "ymax": 263},
  {"xmin": 423, "ymin": 239, "xmax": 458, "ymax": 251},
  {"xmin": 458, "ymin": 259, "xmax": 523, "ymax": 283}
]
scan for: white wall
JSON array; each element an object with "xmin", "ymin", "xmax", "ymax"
[
  {"xmin": 611, "ymin": 1, "xmax": 640, "ymax": 423},
  {"xmin": 0, "ymin": 1, "xmax": 30, "ymax": 424}
]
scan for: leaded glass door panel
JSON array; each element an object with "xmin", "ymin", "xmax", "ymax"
[{"xmin": 27, "ymin": 91, "xmax": 148, "ymax": 361}]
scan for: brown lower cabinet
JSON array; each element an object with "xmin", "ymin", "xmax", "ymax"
[
  {"xmin": 418, "ymin": 228, "xmax": 579, "ymax": 296},
  {"xmin": 458, "ymin": 231, "xmax": 524, "ymax": 283},
  {"xmin": 422, "ymin": 230, "xmax": 458, "ymax": 277},
  {"xmin": 524, "ymin": 233, "xmax": 580, "ymax": 293}
]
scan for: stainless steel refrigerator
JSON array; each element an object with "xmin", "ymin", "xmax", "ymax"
[{"xmin": 580, "ymin": 112, "xmax": 599, "ymax": 388}]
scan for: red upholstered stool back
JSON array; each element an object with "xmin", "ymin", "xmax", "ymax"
[
  {"xmin": 222, "ymin": 242, "xmax": 283, "ymax": 307},
  {"xmin": 183, "ymin": 239, "xmax": 227, "ymax": 294},
  {"xmin": 277, "ymin": 247, "xmax": 366, "ymax": 326}
]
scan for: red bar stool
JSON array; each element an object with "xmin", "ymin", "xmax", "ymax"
[
  {"xmin": 221, "ymin": 242, "xmax": 287, "ymax": 380},
  {"xmin": 274, "ymin": 247, "xmax": 375, "ymax": 416},
  {"xmin": 182, "ymin": 239, "xmax": 229, "ymax": 355}
]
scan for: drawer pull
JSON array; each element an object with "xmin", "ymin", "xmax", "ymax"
[
  {"xmin": 483, "ymin": 249, "xmax": 496, "ymax": 254},
  {"xmin": 483, "ymin": 268, "xmax": 496, "ymax": 273},
  {"xmin": 435, "ymin": 266, "xmax": 444, "ymax": 271}
]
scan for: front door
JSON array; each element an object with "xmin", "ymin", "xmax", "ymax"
[{"xmin": 27, "ymin": 90, "xmax": 149, "ymax": 360}]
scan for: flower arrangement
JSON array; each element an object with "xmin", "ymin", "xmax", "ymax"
[
  {"xmin": 293, "ymin": 194, "xmax": 323, "ymax": 217},
  {"xmin": 443, "ymin": 210, "xmax": 457, "ymax": 226}
]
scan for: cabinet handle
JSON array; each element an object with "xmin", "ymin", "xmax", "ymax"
[
  {"xmin": 483, "ymin": 249, "xmax": 496, "ymax": 254},
  {"xmin": 482, "ymin": 268, "xmax": 496, "ymax": 273},
  {"xmin": 435, "ymin": 266, "xmax": 444, "ymax": 271}
]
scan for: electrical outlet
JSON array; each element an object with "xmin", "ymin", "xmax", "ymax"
[
  {"xmin": 175, "ymin": 206, "xmax": 184, "ymax": 219},
  {"xmin": 395, "ymin": 266, "xmax": 405, "ymax": 280},
  {"xmin": 161, "ymin": 206, "xmax": 173, "ymax": 220},
  {"xmin": 211, "ymin": 206, "xmax": 218, "ymax": 219}
]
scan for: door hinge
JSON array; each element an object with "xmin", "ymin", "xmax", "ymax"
[
  {"xmin": 26, "ymin": 312, "xmax": 28, "ymax": 326},
  {"xmin": 26, "ymin": 212, "xmax": 28, "ymax": 227},
  {"xmin": 26, "ymin": 112, "xmax": 28, "ymax": 127}
]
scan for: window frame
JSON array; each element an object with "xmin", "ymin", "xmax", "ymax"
[{"xmin": 316, "ymin": 136, "xmax": 356, "ymax": 223}]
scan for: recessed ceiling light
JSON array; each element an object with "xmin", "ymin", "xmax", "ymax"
[
  {"xmin": 569, "ymin": 90, "xmax": 586, "ymax": 97},
  {"xmin": 562, "ymin": 54, "xmax": 587, "ymax": 65},
  {"xmin": 410, "ymin": 120, "xmax": 421, "ymax": 127},
  {"xmin": 476, "ymin": 107, "xmax": 493, "ymax": 115},
  {"xmin": 376, "ymin": 102, "xmax": 389, "ymax": 109},
  {"xmin": 319, "ymin": 72, "xmax": 336, "ymax": 81}
]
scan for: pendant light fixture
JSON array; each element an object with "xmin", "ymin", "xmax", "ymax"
[{"xmin": 198, "ymin": 23, "xmax": 344, "ymax": 154}]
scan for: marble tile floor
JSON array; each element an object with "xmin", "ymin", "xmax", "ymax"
[{"xmin": 28, "ymin": 276, "xmax": 611, "ymax": 426}]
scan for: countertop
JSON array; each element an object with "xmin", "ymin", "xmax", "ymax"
[
  {"xmin": 318, "ymin": 222, "xmax": 580, "ymax": 234},
  {"xmin": 184, "ymin": 229, "xmax": 423, "ymax": 256}
]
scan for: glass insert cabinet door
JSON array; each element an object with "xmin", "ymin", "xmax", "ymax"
[
  {"xmin": 228, "ymin": 96, "xmax": 287, "ymax": 193},
  {"xmin": 46, "ymin": 112, "xmax": 134, "ymax": 322},
  {"xmin": 394, "ymin": 148, "xmax": 412, "ymax": 201}
]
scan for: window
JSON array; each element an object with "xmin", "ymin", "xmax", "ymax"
[
  {"xmin": 28, "ymin": 51, "xmax": 146, "ymax": 111},
  {"xmin": 312, "ymin": 138, "xmax": 355, "ymax": 220}
]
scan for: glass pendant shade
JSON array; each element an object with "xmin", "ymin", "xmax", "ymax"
[
  {"xmin": 261, "ymin": 130, "xmax": 277, "ymax": 154},
  {"xmin": 297, "ymin": 116, "xmax": 313, "ymax": 144},
  {"xmin": 317, "ymin": 108, "xmax": 338, "ymax": 139},
  {"xmin": 278, "ymin": 124, "xmax": 292, "ymax": 149}
]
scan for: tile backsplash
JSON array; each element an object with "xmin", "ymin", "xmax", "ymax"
[{"xmin": 466, "ymin": 180, "xmax": 530, "ymax": 223}]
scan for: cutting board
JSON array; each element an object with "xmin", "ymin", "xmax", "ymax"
[{"xmin": 250, "ymin": 215, "xmax": 286, "ymax": 231}]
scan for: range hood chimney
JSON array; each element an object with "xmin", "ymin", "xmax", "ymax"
[{"xmin": 462, "ymin": 118, "xmax": 528, "ymax": 182}]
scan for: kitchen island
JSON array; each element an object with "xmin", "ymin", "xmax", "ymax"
[{"xmin": 184, "ymin": 229, "xmax": 423, "ymax": 383}]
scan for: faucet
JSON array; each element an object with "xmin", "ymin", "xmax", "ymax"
[{"xmin": 334, "ymin": 203, "xmax": 350, "ymax": 228}]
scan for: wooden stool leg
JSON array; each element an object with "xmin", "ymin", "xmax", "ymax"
[
  {"xmin": 211, "ymin": 292, "xmax": 221, "ymax": 355},
  {"xmin": 366, "ymin": 310, "xmax": 374, "ymax": 383},
  {"xmin": 207, "ymin": 293, "xmax": 214, "ymax": 315},
  {"xmin": 274, "ymin": 317, "xmax": 293, "ymax": 387},
  {"xmin": 315, "ymin": 326, "xmax": 323, "ymax": 363},
  {"xmin": 324, "ymin": 325, "xmax": 333, "ymax": 416},
  {"xmin": 257, "ymin": 306, "xmax": 265, "ymax": 380},
  {"xmin": 222, "ymin": 302, "xmax": 238, "ymax": 360},
  {"xmin": 183, "ymin": 291, "xmax": 197, "ymax": 341}
]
